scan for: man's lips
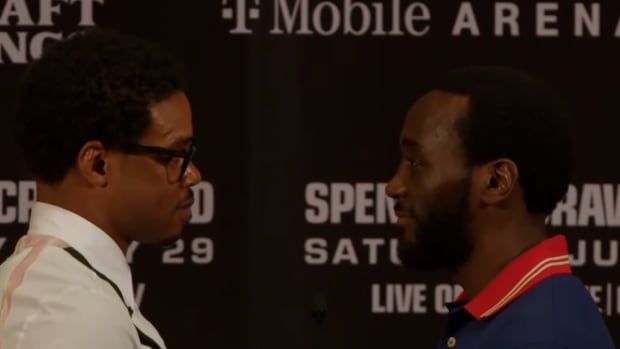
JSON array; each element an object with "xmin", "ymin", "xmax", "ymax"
[
  {"xmin": 177, "ymin": 196, "xmax": 194, "ymax": 222},
  {"xmin": 177, "ymin": 196, "xmax": 194, "ymax": 209},
  {"xmin": 395, "ymin": 210, "xmax": 414, "ymax": 226}
]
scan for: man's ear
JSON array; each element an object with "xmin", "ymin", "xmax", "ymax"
[
  {"xmin": 479, "ymin": 158, "xmax": 519, "ymax": 206},
  {"xmin": 76, "ymin": 141, "xmax": 110, "ymax": 187}
]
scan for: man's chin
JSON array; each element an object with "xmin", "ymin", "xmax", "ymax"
[
  {"xmin": 139, "ymin": 228, "xmax": 183, "ymax": 248},
  {"xmin": 160, "ymin": 233, "xmax": 183, "ymax": 248},
  {"xmin": 401, "ymin": 227, "xmax": 417, "ymax": 245}
]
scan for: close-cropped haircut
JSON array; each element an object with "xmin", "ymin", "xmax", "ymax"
[
  {"xmin": 15, "ymin": 28, "xmax": 185, "ymax": 182},
  {"xmin": 430, "ymin": 65, "xmax": 573, "ymax": 214}
]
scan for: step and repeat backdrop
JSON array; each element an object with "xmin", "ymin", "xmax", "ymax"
[{"xmin": 0, "ymin": 0, "xmax": 619, "ymax": 348}]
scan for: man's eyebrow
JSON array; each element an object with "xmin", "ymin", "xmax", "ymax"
[
  {"xmin": 168, "ymin": 136, "xmax": 195, "ymax": 148},
  {"xmin": 401, "ymin": 136, "xmax": 420, "ymax": 149}
]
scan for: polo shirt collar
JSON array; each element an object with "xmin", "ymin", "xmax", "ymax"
[{"xmin": 452, "ymin": 234, "xmax": 572, "ymax": 320}]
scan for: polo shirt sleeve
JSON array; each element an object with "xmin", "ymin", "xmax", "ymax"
[{"xmin": 2, "ymin": 284, "xmax": 138, "ymax": 349}]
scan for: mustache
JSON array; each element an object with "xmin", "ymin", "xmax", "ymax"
[
  {"xmin": 177, "ymin": 190, "xmax": 195, "ymax": 209},
  {"xmin": 394, "ymin": 202, "xmax": 416, "ymax": 219}
]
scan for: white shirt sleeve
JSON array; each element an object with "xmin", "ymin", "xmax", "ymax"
[{"xmin": 2, "ymin": 284, "xmax": 140, "ymax": 349}]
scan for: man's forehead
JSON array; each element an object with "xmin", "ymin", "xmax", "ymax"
[
  {"xmin": 142, "ymin": 91, "xmax": 193, "ymax": 146},
  {"xmin": 401, "ymin": 90, "xmax": 469, "ymax": 144},
  {"xmin": 148, "ymin": 119, "xmax": 193, "ymax": 148}
]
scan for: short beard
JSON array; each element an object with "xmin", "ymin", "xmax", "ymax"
[{"xmin": 398, "ymin": 174, "xmax": 473, "ymax": 272}]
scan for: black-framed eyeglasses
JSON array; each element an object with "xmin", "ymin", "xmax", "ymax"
[{"xmin": 124, "ymin": 139, "xmax": 197, "ymax": 181}]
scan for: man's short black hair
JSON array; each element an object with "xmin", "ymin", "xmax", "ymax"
[
  {"xmin": 15, "ymin": 28, "xmax": 186, "ymax": 183},
  {"xmin": 430, "ymin": 65, "xmax": 573, "ymax": 215}
]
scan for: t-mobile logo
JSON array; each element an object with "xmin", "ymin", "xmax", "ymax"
[{"xmin": 221, "ymin": 0, "xmax": 260, "ymax": 34}]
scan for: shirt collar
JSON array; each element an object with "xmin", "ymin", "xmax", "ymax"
[
  {"xmin": 27, "ymin": 201, "xmax": 136, "ymax": 309},
  {"xmin": 453, "ymin": 234, "xmax": 572, "ymax": 320}
]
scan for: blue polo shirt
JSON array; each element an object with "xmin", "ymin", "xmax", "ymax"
[{"xmin": 438, "ymin": 234, "xmax": 616, "ymax": 349}]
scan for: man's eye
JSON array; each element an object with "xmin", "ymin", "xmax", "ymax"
[
  {"xmin": 156, "ymin": 155, "xmax": 174, "ymax": 163},
  {"xmin": 404, "ymin": 159, "xmax": 421, "ymax": 167}
]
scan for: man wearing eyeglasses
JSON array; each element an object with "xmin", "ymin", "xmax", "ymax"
[{"xmin": 0, "ymin": 28, "xmax": 201, "ymax": 349}]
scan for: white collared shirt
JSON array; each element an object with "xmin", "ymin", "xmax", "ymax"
[{"xmin": 0, "ymin": 202, "xmax": 166, "ymax": 349}]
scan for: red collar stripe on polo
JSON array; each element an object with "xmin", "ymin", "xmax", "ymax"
[{"xmin": 457, "ymin": 234, "xmax": 572, "ymax": 320}]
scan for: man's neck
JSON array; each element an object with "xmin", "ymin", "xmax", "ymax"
[{"xmin": 36, "ymin": 181, "xmax": 129, "ymax": 253}]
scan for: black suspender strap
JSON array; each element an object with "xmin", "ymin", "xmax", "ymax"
[
  {"xmin": 63, "ymin": 248, "xmax": 130, "ymax": 313},
  {"xmin": 62, "ymin": 247, "xmax": 162, "ymax": 349}
]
